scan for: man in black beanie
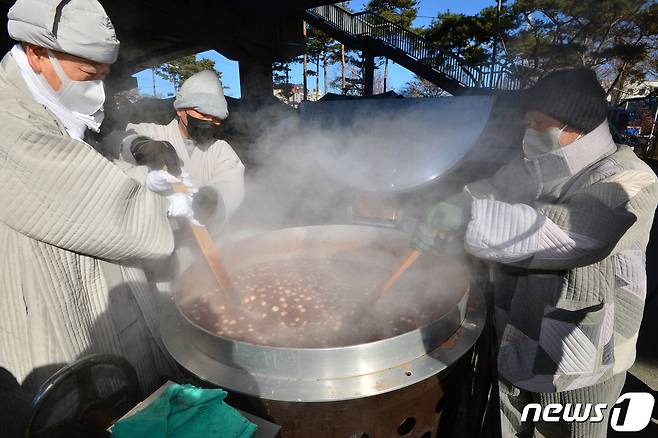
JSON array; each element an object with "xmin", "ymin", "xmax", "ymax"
[{"xmin": 413, "ymin": 68, "xmax": 658, "ymax": 437}]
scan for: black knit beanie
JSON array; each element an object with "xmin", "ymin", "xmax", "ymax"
[{"xmin": 524, "ymin": 68, "xmax": 608, "ymax": 134}]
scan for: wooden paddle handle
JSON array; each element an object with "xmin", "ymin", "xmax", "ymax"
[
  {"xmin": 368, "ymin": 229, "xmax": 440, "ymax": 304},
  {"xmin": 368, "ymin": 249, "xmax": 422, "ymax": 304},
  {"xmin": 171, "ymin": 182, "xmax": 188, "ymax": 193},
  {"xmin": 189, "ymin": 222, "xmax": 235, "ymax": 292},
  {"xmin": 172, "ymin": 183, "xmax": 235, "ymax": 302}
]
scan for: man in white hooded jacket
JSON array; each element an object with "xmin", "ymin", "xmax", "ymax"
[{"xmin": 0, "ymin": 0, "xmax": 186, "ymax": 399}]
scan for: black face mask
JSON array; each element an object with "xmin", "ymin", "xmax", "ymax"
[{"xmin": 184, "ymin": 115, "xmax": 223, "ymax": 148}]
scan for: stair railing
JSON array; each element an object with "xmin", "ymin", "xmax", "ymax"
[{"xmin": 307, "ymin": 4, "xmax": 523, "ymax": 90}]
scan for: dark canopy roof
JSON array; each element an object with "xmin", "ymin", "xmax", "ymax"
[{"xmin": 0, "ymin": 0, "xmax": 335, "ymax": 74}]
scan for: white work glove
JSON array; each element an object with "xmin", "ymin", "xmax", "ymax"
[
  {"xmin": 145, "ymin": 169, "xmax": 181, "ymax": 193},
  {"xmin": 165, "ymin": 184, "xmax": 204, "ymax": 227},
  {"xmin": 149, "ymin": 168, "xmax": 202, "ymax": 226},
  {"xmin": 166, "ymin": 192, "xmax": 194, "ymax": 219}
]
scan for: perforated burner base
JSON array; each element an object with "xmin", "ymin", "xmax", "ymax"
[{"xmin": 223, "ymin": 366, "xmax": 467, "ymax": 438}]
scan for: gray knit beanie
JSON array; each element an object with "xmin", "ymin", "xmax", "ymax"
[
  {"xmin": 524, "ymin": 68, "xmax": 608, "ymax": 134},
  {"xmin": 174, "ymin": 70, "xmax": 228, "ymax": 120}
]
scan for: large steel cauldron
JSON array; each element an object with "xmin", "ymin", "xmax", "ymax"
[{"xmin": 161, "ymin": 225, "xmax": 485, "ymax": 437}]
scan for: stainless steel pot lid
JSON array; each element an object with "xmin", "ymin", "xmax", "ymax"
[{"xmin": 298, "ymin": 96, "xmax": 495, "ymax": 192}]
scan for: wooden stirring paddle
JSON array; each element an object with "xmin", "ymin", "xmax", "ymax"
[
  {"xmin": 172, "ymin": 183, "xmax": 235, "ymax": 303},
  {"xmin": 368, "ymin": 229, "xmax": 440, "ymax": 305}
]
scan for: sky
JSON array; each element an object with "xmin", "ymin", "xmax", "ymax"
[{"xmin": 134, "ymin": 0, "xmax": 497, "ymax": 98}]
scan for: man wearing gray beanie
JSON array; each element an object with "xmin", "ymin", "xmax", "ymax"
[
  {"xmin": 414, "ymin": 68, "xmax": 658, "ymax": 437},
  {"xmin": 100, "ymin": 69, "xmax": 244, "ymax": 303},
  {"xmin": 0, "ymin": 0, "xmax": 180, "ymax": 405},
  {"xmin": 103, "ymin": 70, "xmax": 245, "ymax": 232}
]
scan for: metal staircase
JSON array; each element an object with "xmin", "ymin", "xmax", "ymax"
[{"xmin": 305, "ymin": 4, "xmax": 524, "ymax": 95}]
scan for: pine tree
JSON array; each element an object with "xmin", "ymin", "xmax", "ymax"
[
  {"xmin": 272, "ymin": 61, "xmax": 293, "ymax": 102},
  {"xmin": 422, "ymin": 0, "xmax": 658, "ymax": 99},
  {"xmin": 156, "ymin": 55, "xmax": 223, "ymax": 91},
  {"xmin": 366, "ymin": 0, "xmax": 418, "ymax": 28},
  {"xmin": 306, "ymin": 26, "xmax": 336, "ymax": 98},
  {"xmin": 508, "ymin": 0, "xmax": 658, "ymax": 101},
  {"xmin": 402, "ymin": 75, "xmax": 447, "ymax": 97},
  {"xmin": 366, "ymin": 0, "xmax": 419, "ymax": 91}
]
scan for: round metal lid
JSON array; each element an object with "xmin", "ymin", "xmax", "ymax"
[{"xmin": 298, "ymin": 96, "xmax": 495, "ymax": 192}]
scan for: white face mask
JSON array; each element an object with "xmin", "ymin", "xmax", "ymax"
[
  {"xmin": 47, "ymin": 51, "xmax": 106, "ymax": 117},
  {"xmin": 522, "ymin": 125, "xmax": 567, "ymax": 159}
]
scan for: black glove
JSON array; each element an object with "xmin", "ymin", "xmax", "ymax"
[
  {"xmin": 193, "ymin": 186, "xmax": 225, "ymax": 225},
  {"xmin": 131, "ymin": 137, "xmax": 183, "ymax": 177}
]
